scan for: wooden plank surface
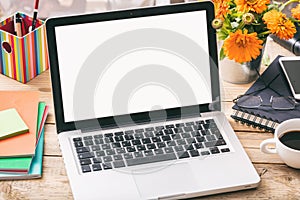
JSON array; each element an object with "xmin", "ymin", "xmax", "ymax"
[{"xmin": 0, "ymin": 36, "xmax": 299, "ymax": 199}]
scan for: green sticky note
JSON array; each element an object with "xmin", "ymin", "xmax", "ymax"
[{"xmin": 0, "ymin": 108, "xmax": 29, "ymax": 140}]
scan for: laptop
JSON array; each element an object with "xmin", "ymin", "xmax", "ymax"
[{"xmin": 46, "ymin": 2, "xmax": 260, "ymax": 199}]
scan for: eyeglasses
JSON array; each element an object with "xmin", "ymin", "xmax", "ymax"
[
  {"xmin": 233, "ymin": 95, "xmax": 299, "ymax": 110},
  {"xmin": 233, "ymin": 68, "xmax": 300, "ymax": 110}
]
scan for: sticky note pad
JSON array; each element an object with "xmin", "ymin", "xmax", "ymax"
[{"xmin": 0, "ymin": 108, "xmax": 29, "ymax": 140}]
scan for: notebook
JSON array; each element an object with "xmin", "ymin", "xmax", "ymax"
[
  {"xmin": 0, "ymin": 102, "xmax": 48, "ymax": 174},
  {"xmin": 231, "ymin": 56, "xmax": 300, "ymax": 132},
  {"xmin": 0, "ymin": 102, "xmax": 48, "ymax": 179},
  {"xmin": 46, "ymin": 2, "xmax": 260, "ymax": 199},
  {"xmin": 0, "ymin": 91, "xmax": 39, "ymax": 157}
]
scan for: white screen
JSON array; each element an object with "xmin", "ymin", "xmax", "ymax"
[{"xmin": 55, "ymin": 11, "xmax": 212, "ymax": 122}]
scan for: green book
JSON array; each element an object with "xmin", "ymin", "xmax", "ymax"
[
  {"xmin": 0, "ymin": 103, "xmax": 46, "ymax": 173},
  {"xmin": 0, "ymin": 108, "xmax": 29, "ymax": 140}
]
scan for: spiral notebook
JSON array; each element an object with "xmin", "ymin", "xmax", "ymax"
[{"xmin": 231, "ymin": 56, "xmax": 300, "ymax": 132}]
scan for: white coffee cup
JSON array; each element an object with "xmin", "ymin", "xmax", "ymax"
[{"xmin": 260, "ymin": 118, "xmax": 300, "ymax": 169}]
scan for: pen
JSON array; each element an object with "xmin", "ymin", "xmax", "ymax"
[
  {"xmin": 15, "ymin": 13, "xmax": 22, "ymax": 37},
  {"xmin": 31, "ymin": 0, "xmax": 40, "ymax": 31}
]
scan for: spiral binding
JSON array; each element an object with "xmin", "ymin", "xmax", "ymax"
[{"xmin": 231, "ymin": 109, "xmax": 279, "ymax": 132}]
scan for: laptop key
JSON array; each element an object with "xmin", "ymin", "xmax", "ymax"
[
  {"xmin": 101, "ymin": 144, "xmax": 111, "ymax": 150},
  {"xmin": 164, "ymin": 147, "xmax": 174, "ymax": 153},
  {"xmin": 76, "ymin": 147, "xmax": 90, "ymax": 153},
  {"xmin": 80, "ymin": 159, "xmax": 92, "ymax": 165},
  {"xmin": 114, "ymin": 135, "xmax": 124, "ymax": 142},
  {"xmin": 92, "ymin": 164, "xmax": 102, "ymax": 171},
  {"xmin": 93, "ymin": 158, "xmax": 102, "ymax": 163},
  {"xmin": 165, "ymin": 124, "xmax": 174, "ymax": 129},
  {"xmin": 135, "ymin": 128, "xmax": 144, "ymax": 133},
  {"xmin": 115, "ymin": 131, "xmax": 124, "ymax": 136},
  {"xmin": 189, "ymin": 150, "xmax": 200, "ymax": 157},
  {"xmin": 144, "ymin": 131, "xmax": 154, "ymax": 138},
  {"xmin": 84, "ymin": 140, "xmax": 94, "ymax": 146},
  {"xmin": 74, "ymin": 141, "xmax": 83, "ymax": 148},
  {"xmin": 174, "ymin": 145, "xmax": 184, "ymax": 152},
  {"xmin": 125, "ymin": 134, "xmax": 134, "ymax": 140},
  {"xmin": 144, "ymin": 150, "xmax": 154, "ymax": 156},
  {"xmin": 145, "ymin": 127, "xmax": 154, "ymax": 131},
  {"xmin": 125, "ymin": 130, "xmax": 134, "ymax": 134},
  {"xmin": 194, "ymin": 143, "xmax": 204, "ymax": 149},
  {"xmin": 106, "ymin": 149, "xmax": 116, "ymax": 155},
  {"xmin": 91, "ymin": 145, "xmax": 101, "ymax": 151},
  {"xmin": 177, "ymin": 151, "xmax": 190, "ymax": 159},
  {"xmin": 94, "ymin": 139, "xmax": 104, "ymax": 145},
  {"xmin": 122, "ymin": 141, "xmax": 131, "ymax": 147},
  {"xmin": 124, "ymin": 153, "xmax": 134, "ymax": 160},
  {"xmin": 142, "ymin": 138, "xmax": 151, "ymax": 144},
  {"xmin": 134, "ymin": 151, "xmax": 144, "ymax": 158},
  {"xmin": 151, "ymin": 137, "xmax": 161, "ymax": 143},
  {"xmin": 126, "ymin": 153, "xmax": 177, "ymax": 166},
  {"xmin": 146, "ymin": 143, "xmax": 156, "ymax": 149},
  {"xmin": 162, "ymin": 135, "xmax": 171, "ymax": 141},
  {"xmin": 103, "ymin": 156, "xmax": 113, "ymax": 162},
  {"xmin": 113, "ymin": 160, "xmax": 126, "ymax": 168},
  {"xmin": 81, "ymin": 165, "xmax": 91, "ymax": 173},
  {"xmin": 73, "ymin": 137, "xmax": 82, "ymax": 142},
  {"xmin": 104, "ymin": 133, "xmax": 113, "ymax": 137},
  {"xmin": 183, "ymin": 126, "xmax": 193, "ymax": 132},
  {"xmin": 112, "ymin": 142, "xmax": 121, "ymax": 148},
  {"xmin": 102, "ymin": 163, "xmax": 112, "ymax": 170},
  {"xmin": 157, "ymin": 142, "xmax": 166, "ymax": 148},
  {"xmin": 127, "ymin": 146, "xmax": 136, "ymax": 152},
  {"xmin": 221, "ymin": 148, "xmax": 230, "ymax": 153},
  {"xmin": 116, "ymin": 148, "xmax": 126, "ymax": 154},
  {"xmin": 172, "ymin": 133, "xmax": 182, "ymax": 140},
  {"xmin": 210, "ymin": 147, "xmax": 220, "ymax": 154},
  {"xmin": 83, "ymin": 136, "xmax": 93, "ymax": 140},
  {"xmin": 201, "ymin": 151, "xmax": 210, "ymax": 156},
  {"xmin": 113, "ymin": 154, "xmax": 123, "ymax": 161},
  {"xmin": 154, "ymin": 148, "xmax": 164, "ymax": 155},
  {"xmin": 137, "ymin": 145, "xmax": 146, "ymax": 151},
  {"xmin": 78, "ymin": 152, "xmax": 94, "ymax": 159},
  {"xmin": 132, "ymin": 139, "xmax": 141, "ymax": 145},
  {"xmin": 96, "ymin": 150, "xmax": 105, "ymax": 157},
  {"xmin": 94, "ymin": 134, "xmax": 103, "ymax": 139},
  {"xmin": 176, "ymin": 139, "xmax": 186, "ymax": 145}
]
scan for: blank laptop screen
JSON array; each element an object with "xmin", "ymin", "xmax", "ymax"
[{"xmin": 54, "ymin": 10, "xmax": 212, "ymax": 123}]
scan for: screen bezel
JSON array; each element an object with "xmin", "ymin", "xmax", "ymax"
[
  {"xmin": 46, "ymin": 2, "xmax": 220, "ymax": 133},
  {"xmin": 279, "ymin": 57, "xmax": 300, "ymax": 100}
]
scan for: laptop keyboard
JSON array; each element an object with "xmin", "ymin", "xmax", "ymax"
[{"xmin": 72, "ymin": 119, "xmax": 231, "ymax": 173}]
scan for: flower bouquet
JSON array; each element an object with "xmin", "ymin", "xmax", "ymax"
[{"xmin": 212, "ymin": 0, "xmax": 300, "ymax": 63}]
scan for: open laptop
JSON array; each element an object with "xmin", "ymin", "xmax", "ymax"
[{"xmin": 46, "ymin": 2, "xmax": 260, "ymax": 199}]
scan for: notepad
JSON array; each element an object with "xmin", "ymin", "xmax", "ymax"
[{"xmin": 0, "ymin": 108, "xmax": 29, "ymax": 140}]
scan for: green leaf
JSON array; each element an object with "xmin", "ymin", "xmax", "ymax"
[{"xmin": 219, "ymin": 48, "xmax": 226, "ymax": 60}]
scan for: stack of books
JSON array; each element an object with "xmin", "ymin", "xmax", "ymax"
[{"xmin": 0, "ymin": 91, "xmax": 48, "ymax": 180}]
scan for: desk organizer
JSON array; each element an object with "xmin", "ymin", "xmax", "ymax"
[{"xmin": 0, "ymin": 12, "xmax": 49, "ymax": 83}]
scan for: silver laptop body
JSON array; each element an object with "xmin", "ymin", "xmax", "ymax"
[{"xmin": 46, "ymin": 2, "xmax": 260, "ymax": 200}]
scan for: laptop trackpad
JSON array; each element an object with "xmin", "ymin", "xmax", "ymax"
[{"xmin": 132, "ymin": 163, "xmax": 199, "ymax": 199}]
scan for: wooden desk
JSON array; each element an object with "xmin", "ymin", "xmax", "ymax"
[{"xmin": 0, "ymin": 39, "xmax": 299, "ymax": 199}]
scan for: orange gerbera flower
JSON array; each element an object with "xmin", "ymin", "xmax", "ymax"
[
  {"xmin": 223, "ymin": 29, "xmax": 263, "ymax": 63},
  {"xmin": 235, "ymin": 0, "xmax": 270, "ymax": 14},
  {"xmin": 292, "ymin": 4, "xmax": 300, "ymax": 20},
  {"xmin": 263, "ymin": 10, "xmax": 296, "ymax": 40},
  {"xmin": 214, "ymin": 0, "xmax": 231, "ymax": 19}
]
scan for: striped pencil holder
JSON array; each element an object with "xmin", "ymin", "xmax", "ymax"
[{"xmin": 0, "ymin": 12, "xmax": 49, "ymax": 83}]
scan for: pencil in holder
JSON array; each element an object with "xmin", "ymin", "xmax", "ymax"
[{"xmin": 0, "ymin": 12, "xmax": 49, "ymax": 83}]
